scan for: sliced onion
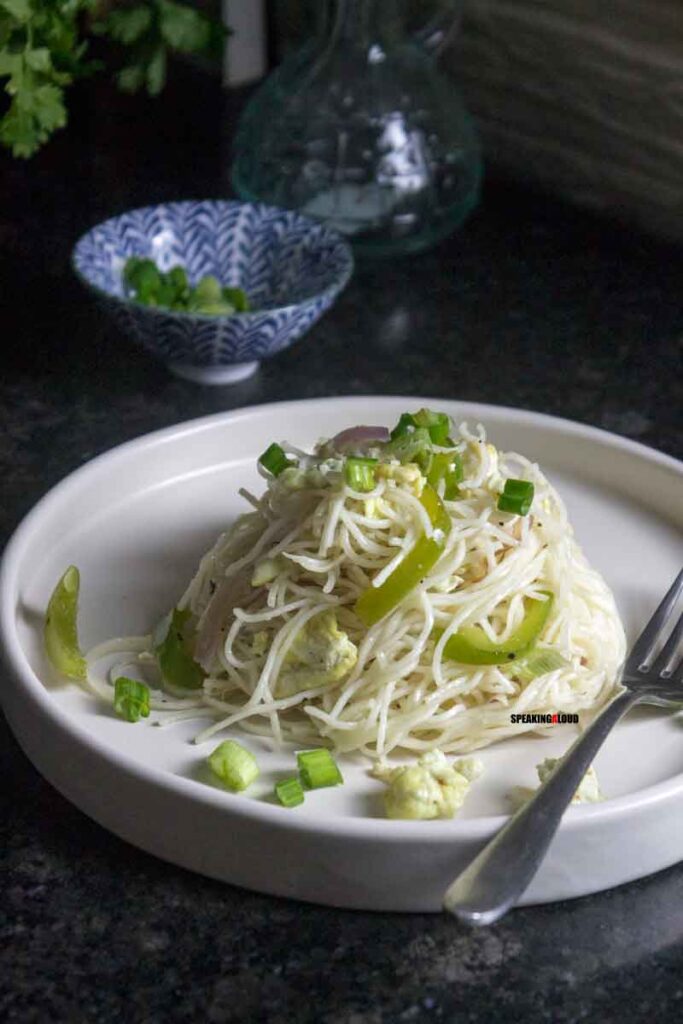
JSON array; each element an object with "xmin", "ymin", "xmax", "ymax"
[
  {"xmin": 195, "ymin": 573, "xmax": 254, "ymax": 671},
  {"xmin": 332, "ymin": 425, "xmax": 390, "ymax": 450}
]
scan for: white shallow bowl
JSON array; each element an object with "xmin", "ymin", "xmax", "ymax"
[{"xmin": 1, "ymin": 397, "xmax": 682, "ymax": 912}]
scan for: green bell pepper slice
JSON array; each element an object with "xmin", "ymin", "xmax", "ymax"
[
  {"xmin": 155, "ymin": 607, "xmax": 204, "ymax": 689},
  {"xmin": 355, "ymin": 484, "xmax": 450, "ymax": 627},
  {"xmin": 44, "ymin": 565, "xmax": 87, "ymax": 680},
  {"xmin": 442, "ymin": 591, "xmax": 554, "ymax": 665}
]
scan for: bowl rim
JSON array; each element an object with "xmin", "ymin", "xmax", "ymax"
[{"xmin": 70, "ymin": 198, "xmax": 355, "ymax": 322}]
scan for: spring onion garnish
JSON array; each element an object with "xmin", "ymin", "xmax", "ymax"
[
  {"xmin": 44, "ymin": 565, "xmax": 87, "ymax": 680},
  {"xmin": 503, "ymin": 479, "xmax": 535, "ymax": 499},
  {"xmin": 427, "ymin": 451, "xmax": 463, "ymax": 498},
  {"xmin": 385, "ymin": 426, "xmax": 431, "ymax": 465},
  {"xmin": 345, "ymin": 456, "xmax": 378, "ymax": 492},
  {"xmin": 508, "ymin": 649, "xmax": 569, "ymax": 684},
  {"xmin": 259, "ymin": 442, "xmax": 294, "ymax": 477},
  {"xmin": 390, "ymin": 412, "xmax": 418, "ymax": 440},
  {"xmin": 275, "ymin": 777, "xmax": 305, "ymax": 807},
  {"xmin": 113, "ymin": 676, "xmax": 151, "ymax": 723},
  {"xmin": 123, "ymin": 257, "xmax": 251, "ymax": 315},
  {"xmin": 390, "ymin": 409, "xmax": 452, "ymax": 446},
  {"xmin": 497, "ymin": 478, "xmax": 535, "ymax": 516},
  {"xmin": 208, "ymin": 740, "xmax": 260, "ymax": 791},
  {"xmin": 413, "ymin": 408, "xmax": 452, "ymax": 446},
  {"xmin": 297, "ymin": 748, "xmax": 343, "ymax": 789}
]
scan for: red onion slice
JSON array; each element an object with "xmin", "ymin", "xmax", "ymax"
[{"xmin": 331, "ymin": 425, "xmax": 390, "ymax": 450}]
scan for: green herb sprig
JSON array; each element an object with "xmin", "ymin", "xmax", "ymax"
[
  {"xmin": 92, "ymin": 0, "xmax": 225, "ymax": 98},
  {"xmin": 0, "ymin": 0, "xmax": 225, "ymax": 158}
]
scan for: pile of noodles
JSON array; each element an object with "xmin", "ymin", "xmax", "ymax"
[{"xmin": 86, "ymin": 420, "xmax": 626, "ymax": 759}]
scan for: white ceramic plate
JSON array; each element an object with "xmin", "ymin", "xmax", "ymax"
[{"xmin": 2, "ymin": 397, "xmax": 682, "ymax": 912}]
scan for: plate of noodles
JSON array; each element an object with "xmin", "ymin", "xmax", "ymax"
[{"xmin": 1, "ymin": 396, "xmax": 682, "ymax": 911}]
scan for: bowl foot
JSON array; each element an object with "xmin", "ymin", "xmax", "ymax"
[{"xmin": 169, "ymin": 361, "xmax": 259, "ymax": 385}]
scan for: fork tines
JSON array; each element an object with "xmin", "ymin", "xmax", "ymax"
[{"xmin": 627, "ymin": 567, "xmax": 683, "ymax": 680}]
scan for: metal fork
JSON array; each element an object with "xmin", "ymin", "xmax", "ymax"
[{"xmin": 444, "ymin": 567, "xmax": 683, "ymax": 926}]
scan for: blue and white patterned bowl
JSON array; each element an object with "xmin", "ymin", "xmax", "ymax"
[{"xmin": 72, "ymin": 200, "xmax": 354, "ymax": 384}]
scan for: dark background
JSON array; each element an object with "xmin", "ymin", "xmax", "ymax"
[{"xmin": 1, "ymin": 37, "xmax": 683, "ymax": 1024}]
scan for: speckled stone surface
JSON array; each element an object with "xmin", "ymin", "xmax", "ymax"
[{"xmin": 1, "ymin": 66, "xmax": 683, "ymax": 1024}]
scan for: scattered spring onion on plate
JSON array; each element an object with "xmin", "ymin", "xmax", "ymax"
[
  {"xmin": 113, "ymin": 677, "xmax": 151, "ymax": 723},
  {"xmin": 297, "ymin": 748, "xmax": 344, "ymax": 789},
  {"xmin": 208, "ymin": 740, "xmax": 260, "ymax": 792},
  {"xmin": 275, "ymin": 778, "xmax": 305, "ymax": 808}
]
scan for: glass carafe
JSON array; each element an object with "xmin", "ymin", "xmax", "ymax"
[{"xmin": 231, "ymin": 0, "xmax": 481, "ymax": 256}]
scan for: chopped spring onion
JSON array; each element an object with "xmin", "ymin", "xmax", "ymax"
[
  {"xmin": 275, "ymin": 777, "xmax": 305, "ymax": 807},
  {"xmin": 297, "ymin": 748, "xmax": 343, "ymax": 789},
  {"xmin": 221, "ymin": 286, "xmax": 250, "ymax": 313},
  {"xmin": 503, "ymin": 479, "xmax": 535, "ymax": 498},
  {"xmin": 390, "ymin": 412, "xmax": 419, "ymax": 440},
  {"xmin": 390, "ymin": 408, "xmax": 452, "ymax": 447},
  {"xmin": 259, "ymin": 442, "xmax": 294, "ymax": 477},
  {"xmin": 208, "ymin": 739, "xmax": 260, "ymax": 791},
  {"xmin": 497, "ymin": 478, "xmax": 535, "ymax": 516},
  {"xmin": 44, "ymin": 565, "xmax": 87, "ymax": 680},
  {"xmin": 427, "ymin": 451, "xmax": 463, "ymax": 498},
  {"xmin": 123, "ymin": 257, "xmax": 251, "ymax": 314},
  {"xmin": 385, "ymin": 426, "xmax": 431, "ymax": 464},
  {"xmin": 508, "ymin": 649, "xmax": 569, "ymax": 683},
  {"xmin": 113, "ymin": 676, "xmax": 151, "ymax": 723},
  {"xmin": 345, "ymin": 456, "xmax": 378, "ymax": 492},
  {"xmin": 413, "ymin": 408, "xmax": 452, "ymax": 446}
]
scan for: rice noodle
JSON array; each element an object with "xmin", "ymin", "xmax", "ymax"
[{"xmin": 86, "ymin": 420, "xmax": 626, "ymax": 759}]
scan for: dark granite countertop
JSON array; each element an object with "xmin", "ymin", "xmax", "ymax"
[{"xmin": 1, "ymin": 65, "xmax": 683, "ymax": 1024}]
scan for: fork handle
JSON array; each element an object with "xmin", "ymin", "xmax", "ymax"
[{"xmin": 444, "ymin": 688, "xmax": 641, "ymax": 925}]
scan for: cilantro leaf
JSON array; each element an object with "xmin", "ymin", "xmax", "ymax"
[
  {"xmin": 145, "ymin": 44, "xmax": 166, "ymax": 96},
  {"xmin": 0, "ymin": 0, "xmax": 225, "ymax": 155},
  {"xmin": 117, "ymin": 63, "xmax": 145, "ymax": 94},
  {"xmin": 158, "ymin": 0, "xmax": 210, "ymax": 52},
  {"xmin": 0, "ymin": 77, "xmax": 66, "ymax": 157},
  {"xmin": 25, "ymin": 47, "xmax": 53, "ymax": 73},
  {"xmin": 0, "ymin": 101, "xmax": 35, "ymax": 157},
  {"xmin": 0, "ymin": 50, "xmax": 21, "ymax": 77},
  {"xmin": 0, "ymin": 0, "xmax": 31, "ymax": 23},
  {"xmin": 30, "ymin": 81, "xmax": 67, "ymax": 132},
  {"xmin": 101, "ymin": 6, "xmax": 152, "ymax": 46},
  {"xmin": 97, "ymin": 0, "xmax": 224, "ymax": 99}
]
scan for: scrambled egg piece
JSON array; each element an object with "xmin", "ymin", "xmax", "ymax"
[
  {"xmin": 251, "ymin": 630, "xmax": 269, "ymax": 657},
  {"xmin": 372, "ymin": 750, "xmax": 483, "ymax": 820},
  {"xmin": 485, "ymin": 443, "xmax": 499, "ymax": 478},
  {"xmin": 251, "ymin": 557, "xmax": 285, "ymax": 587},
  {"xmin": 376, "ymin": 461, "xmax": 424, "ymax": 496},
  {"xmin": 537, "ymin": 757, "xmax": 602, "ymax": 803},
  {"xmin": 509, "ymin": 758, "xmax": 602, "ymax": 810},
  {"xmin": 277, "ymin": 466, "xmax": 309, "ymax": 491},
  {"xmin": 276, "ymin": 610, "xmax": 357, "ymax": 697},
  {"xmin": 278, "ymin": 459, "xmax": 344, "ymax": 492},
  {"xmin": 364, "ymin": 496, "xmax": 383, "ymax": 519}
]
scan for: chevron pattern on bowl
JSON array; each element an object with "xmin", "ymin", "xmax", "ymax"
[{"xmin": 72, "ymin": 200, "xmax": 353, "ymax": 384}]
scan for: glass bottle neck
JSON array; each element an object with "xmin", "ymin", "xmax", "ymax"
[{"xmin": 322, "ymin": 0, "xmax": 402, "ymax": 52}]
